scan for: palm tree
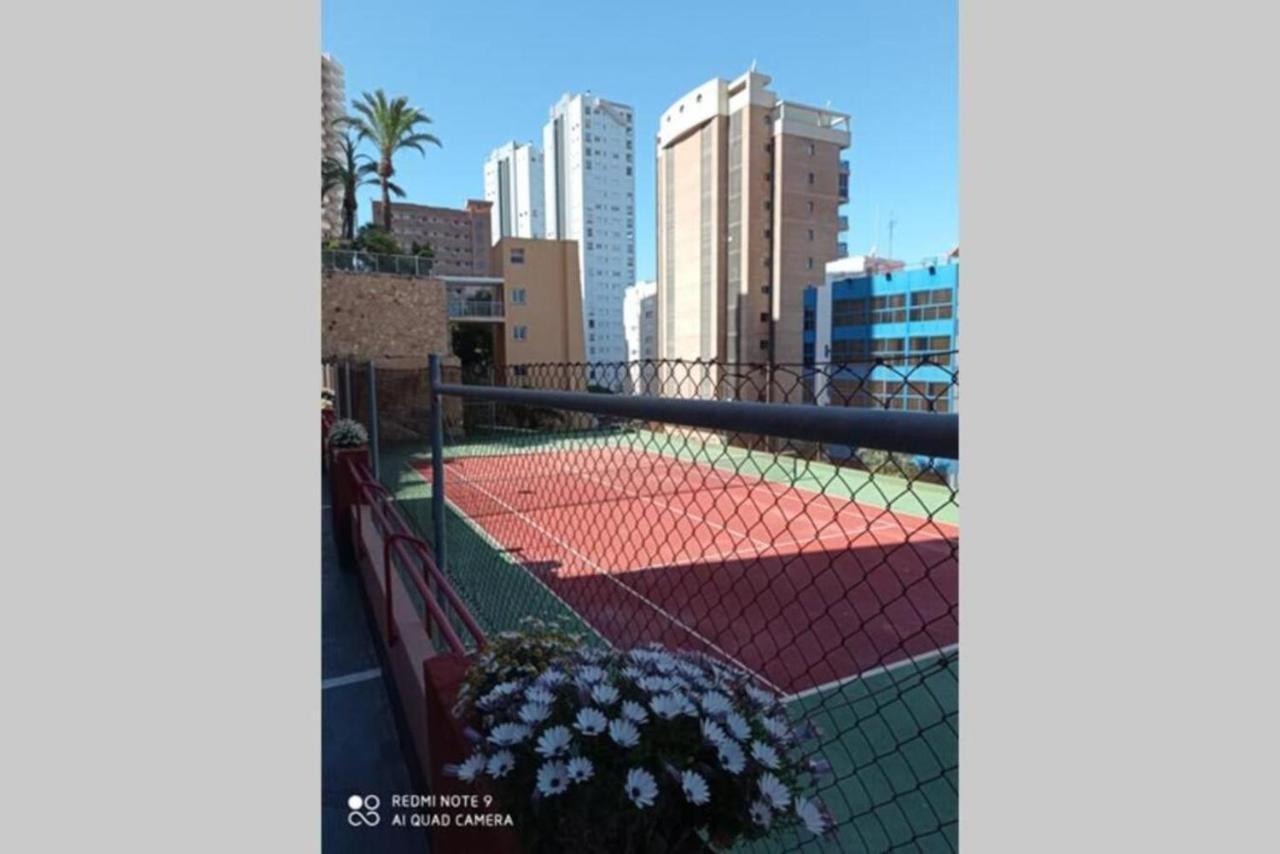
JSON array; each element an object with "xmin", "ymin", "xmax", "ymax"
[
  {"xmin": 322, "ymin": 129, "xmax": 384, "ymax": 241},
  {"xmin": 341, "ymin": 90, "xmax": 441, "ymax": 232}
]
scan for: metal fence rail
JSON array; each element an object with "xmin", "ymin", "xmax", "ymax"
[{"xmin": 339, "ymin": 354, "xmax": 960, "ymax": 853}]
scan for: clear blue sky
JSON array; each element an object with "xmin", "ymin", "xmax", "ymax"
[{"xmin": 322, "ymin": 0, "xmax": 956, "ymax": 278}]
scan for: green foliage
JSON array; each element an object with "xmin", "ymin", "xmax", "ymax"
[
  {"xmin": 328, "ymin": 418, "xmax": 368, "ymax": 448},
  {"xmin": 340, "ymin": 89, "xmax": 441, "ymax": 231},
  {"xmin": 855, "ymin": 447, "xmax": 924, "ymax": 479},
  {"xmin": 354, "ymin": 223, "xmax": 401, "ymax": 255}
]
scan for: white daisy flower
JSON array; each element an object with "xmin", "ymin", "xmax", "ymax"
[
  {"xmin": 653, "ymin": 653, "xmax": 677, "ymax": 674},
  {"xmin": 761, "ymin": 716, "xmax": 791, "ymax": 741},
  {"xmin": 749, "ymin": 799, "xmax": 773, "ymax": 828},
  {"xmin": 620, "ymin": 666, "xmax": 646, "ymax": 683},
  {"xmin": 478, "ymin": 681, "xmax": 522, "ymax": 710},
  {"xmin": 609, "ymin": 718, "xmax": 641, "ymax": 747},
  {"xmin": 525, "ymin": 686, "xmax": 555, "ymax": 706},
  {"xmin": 536, "ymin": 761, "xmax": 570, "ymax": 797},
  {"xmin": 488, "ymin": 723, "xmax": 531, "ymax": 747},
  {"xmin": 537, "ymin": 669, "xmax": 568, "ymax": 687},
  {"xmin": 565, "ymin": 756, "xmax": 594, "ymax": 784},
  {"xmin": 724, "ymin": 712, "xmax": 751, "ymax": 741},
  {"xmin": 518, "ymin": 702, "xmax": 552, "ymax": 725},
  {"xmin": 578, "ymin": 646, "xmax": 608, "ymax": 663},
  {"xmin": 744, "ymin": 685, "xmax": 778, "ymax": 708},
  {"xmin": 650, "ymin": 693, "xmax": 683, "ymax": 720},
  {"xmin": 794, "ymin": 796, "xmax": 830, "ymax": 835},
  {"xmin": 701, "ymin": 718, "xmax": 728, "ymax": 745},
  {"xmin": 717, "ymin": 739, "xmax": 746, "ymax": 774},
  {"xmin": 576, "ymin": 665, "xmax": 606, "ymax": 684},
  {"xmin": 591, "ymin": 683, "xmax": 620, "ymax": 706},
  {"xmin": 486, "ymin": 750, "xmax": 515, "ymax": 779},
  {"xmin": 624, "ymin": 767, "xmax": 658, "ymax": 809},
  {"xmin": 574, "ymin": 707, "xmax": 608, "ymax": 736},
  {"xmin": 620, "ymin": 700, "xmax": 649, "ymax": 724},
  {"xmin": 449, "ymin": 751, "xmax": 487, "ymax": 782},
  {"xmin": 758, "ymin": 772, "xmax": 790, "ymax": 810},
  {"xmin": 681, "ymin": 770, "xmax": 710, "ymax": 806},
  {"xmin": 751, "ymin": 740, "xmax": 781, "ymax": 770},
  {"xmin": 700, "ymin": 691, "xmax": 732, "ymax": 716},
  {"xmin": 535, "ymin": 725, "xmax": 572, "ymax": 758},
  {"xmin": 671, "ymin": 692, "xmax": 698, "ymax": 717},
  {"xmin": 638, "ymin": 676, "xmax": 669, "ymax": 693}
]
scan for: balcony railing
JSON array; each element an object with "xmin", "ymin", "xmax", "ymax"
[
  {"xmin": 448, "ymin": 300, "xmax": 504, "ymax": 319},
  {"xmin": 322, "ymin": 249, "xmax": 435, "ymax": 277}
]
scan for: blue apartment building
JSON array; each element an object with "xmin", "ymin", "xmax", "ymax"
[{"xmin": 803, "ymin": 256, "xmax": 959, "ymax": 470}]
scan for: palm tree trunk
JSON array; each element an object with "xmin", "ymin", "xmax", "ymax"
[{"xmin": 381, "ymin": 177, "xmax": 391, "ymax": 231}]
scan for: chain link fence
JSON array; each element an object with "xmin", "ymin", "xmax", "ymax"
[{"xmin": 330, "ymin": 356, "xmax": 959, "ymax": 853}]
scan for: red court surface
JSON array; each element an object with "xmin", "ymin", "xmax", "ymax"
[{"xmin": 419, "ymin": 446, "xmax": 958, "ymax": 697}]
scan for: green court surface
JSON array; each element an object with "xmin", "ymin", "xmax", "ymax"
[{"xmin": 377, "ymin": 435, "xmax": 957, "ymax": 852}]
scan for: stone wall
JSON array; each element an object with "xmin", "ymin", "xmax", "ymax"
[
  {"xmin": 322, "ymin": 270, "xmax": 460, "ymax": 441},
  {"xmin": 322, "ymin": 270, "xmax": 454, "ymax": 365}
]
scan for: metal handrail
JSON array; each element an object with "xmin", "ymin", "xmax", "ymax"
[
  {"xmin": 434, "ymin": 381, "xmax": 959, "ymax": 460},
  {"xmin": 322, "ymin": 249, "xmax": 435, "ymax": 278},
  {"xmin": 347, "ymin": 461, "xmax": 486, "ymax": 653}
]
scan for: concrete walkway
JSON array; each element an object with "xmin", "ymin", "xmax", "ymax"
[{"xmin": 322, "ymin": 474, "xmax": 428, "ymax": 853}]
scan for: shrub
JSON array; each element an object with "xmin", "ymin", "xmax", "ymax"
[
  {"xmin": 450, "ymin": 629, "xmax": 835, "ymax": 853},
  {"xmin": 328, "ymin": 418, "xmax": 368, "ymax": 448}
]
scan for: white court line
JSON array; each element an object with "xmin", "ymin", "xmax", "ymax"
[
  {"xmin": 448, "ymin": 467, "xmax": 785, "ymax": 695},
  {"xmin": 564, "ymin": 461, "xmax": 947, "ymax": 562},
  {"xmin": 782, "ymin": 643, "xmax": 960, "ymax": 703},
  {"xmin": 402, "ymin": 462, "xmax": 613, "ymax": 649},
  {"xmin": 566, "ymin": 466, "xmax": 782, "ymax": 554},
  {"xmin": 322, "ymin": 668, "xmax": 383, "ymax": 691}
]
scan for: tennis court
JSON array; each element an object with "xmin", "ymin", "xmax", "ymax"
[{"xmin": 414, "ymin": 443, "xmax": 957, "ymax": 699}]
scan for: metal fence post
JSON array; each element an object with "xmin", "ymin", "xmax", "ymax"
[
  {"xmin": 428, "ymin": 354, "xmax": 447, "ymax": 576},
  {"xmin": 367, "ymin": 361, "xmax": 380, "ymax": 481},
  {"xmin": 342, "ymin": 360, "xmax": 353, "ymax": 419}
]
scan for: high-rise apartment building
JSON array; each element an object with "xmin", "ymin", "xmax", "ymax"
[
  {"xmin": 321, "ymin": 54, "xmax": 346, "ymax": 240},
  {"xmin": 623, "ymin": 280, "xmax": 658, "ymax": 394},
  {"xmin": 372, "ymin": 200, "xmax": 493, "ymax": 276},
  {"xmin": 655, "ymin": 69, "xmax": 850, "ymax": 399},
  {"xmin": 483, "ymin": 142, "xmax": 545, "ymax": 243},
  {"xmin": 543, "ymin": 92, "xmax": 636, "ymax": 382}
]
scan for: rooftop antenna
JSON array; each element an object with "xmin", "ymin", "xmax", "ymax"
[
  {"xmin": 887, "ymin": 212, "xmax": 897, "ymax": 260},
  {"xmin": 749, "ymin": 58, "xmax": 757, "ymax": 72}
]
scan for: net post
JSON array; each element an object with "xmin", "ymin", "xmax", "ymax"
[
  {"xmin": 428, "ymin": 354, "xmax": 447, "ymax": 577},
  {"xmin": 367, "ymin": 360, "xmax": 380, "ymax": 481}
]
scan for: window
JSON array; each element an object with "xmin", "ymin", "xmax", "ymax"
[
  {"xmin": 833, "ymin": 297, "xmax": 869, "ymax": 326},
  {"xmin": 511, "ymin": 288, "xmax": 526, "ymax": 305},
  {"xmin": 808, "ymin": 142, "xmax": 816, "ymax": 155},
  {"xmin": 513, "ymin": 325, "xmax": 528, "ymax": 340},
  {"xmin": 808, "ymin": 172, "xmax": 815, "ymax": 185},
  {"xmin": 808, "ymin": 229, "xmax": 815, "ymax": 241},
  {"xmin": 806, "ymin": 258, "xmax": 814, "ymax": 270},
  {"xmin": 510, "ymin": 248, "xmax": 524, "ymax": 264},
  {"xmin": 807, "ymin": 201, "xmax": 815, "ymax": 214}
]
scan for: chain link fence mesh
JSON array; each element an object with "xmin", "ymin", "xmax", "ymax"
[{"xmin": 352, "ymin": 357, "xmax": 958, "ymax": 853}]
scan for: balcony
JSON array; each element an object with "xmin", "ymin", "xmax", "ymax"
[
  {"xmin": 447, "ymin": 300, "xmax": 504, "ymax": 320},
  {"xmin": 838, "ymin": 215, "xmax": 849, "ymax": 232}
]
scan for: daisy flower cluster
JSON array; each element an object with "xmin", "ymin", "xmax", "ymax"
[{"xmin": 449, "ymin": 634, "xmax": 836, "ymax": 850}]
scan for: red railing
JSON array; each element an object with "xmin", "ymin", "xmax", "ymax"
[{"xmin": 348, "ymin": 460, "xmax": 486, "ymax": 655}]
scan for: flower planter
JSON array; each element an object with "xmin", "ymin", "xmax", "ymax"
[{"xmin": 329, "ymin": 444, "xmax": 369, "ymax": 567}]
